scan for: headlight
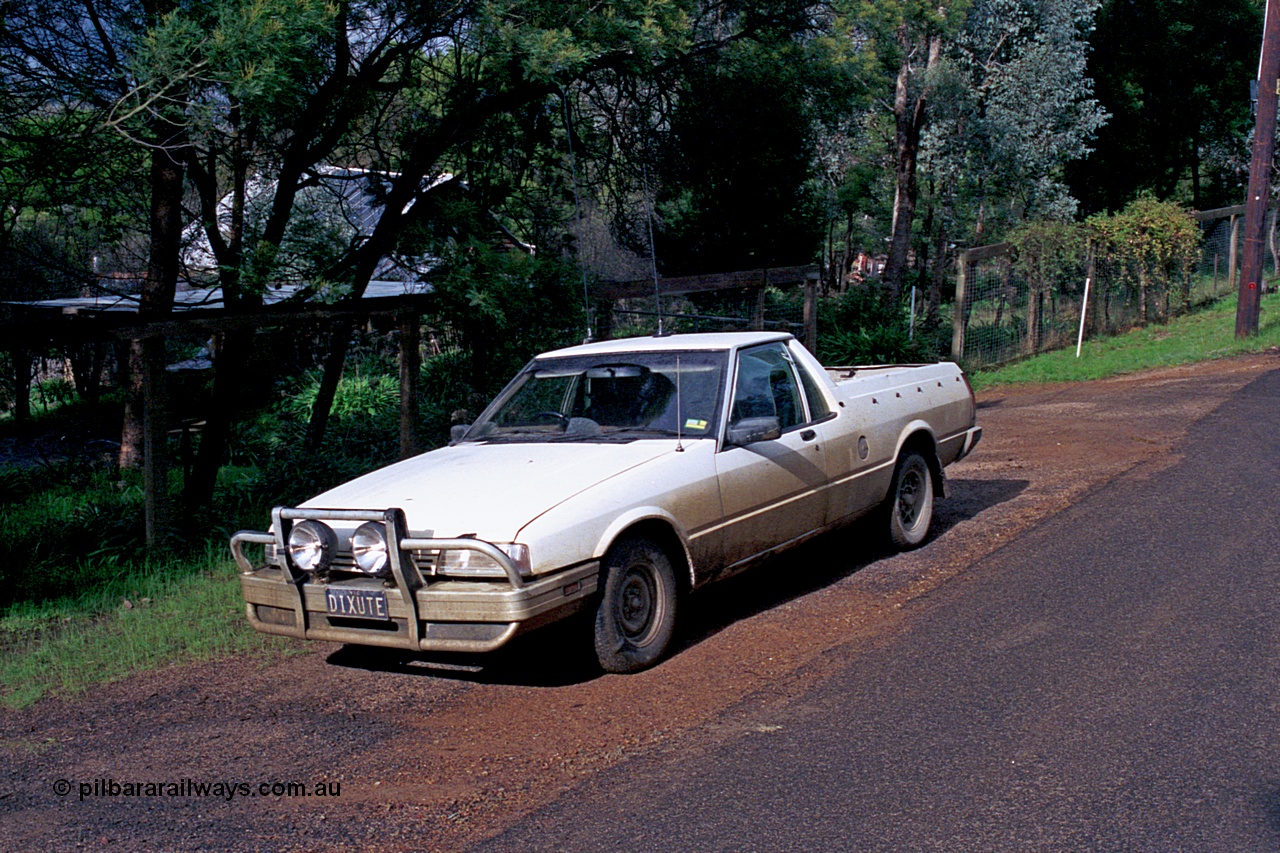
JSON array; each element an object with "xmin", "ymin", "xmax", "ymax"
[
  {"xmin": 437, "ymin": 543, "xmax": 531, "ymax": 578},
  {"xmin": 286, "ymin": 520, "xmax": 337, "ymax": 572},
  {"xmin": 351, "ymin": 522, "xmax": 391, "ymax": 576}
]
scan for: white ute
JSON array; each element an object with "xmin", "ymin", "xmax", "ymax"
[{"xmin": 232, "ymin": 331, "xmax": 982, "ymax": 672}]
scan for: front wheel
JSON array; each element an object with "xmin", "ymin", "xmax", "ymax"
[
  {"xmin": 886, "ymin": 450, "xmax": 935, "ymax": 550},
  {"xmin": 594, "ymin": 537, "xmax": 678, "ymax": 674}
]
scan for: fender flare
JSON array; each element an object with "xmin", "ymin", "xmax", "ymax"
[
  {"xmin": 892, "ymin": 420, "xmax": 945, "ymax": 497},
  {"xmin": 594, "ymin": 507, "xmax": 697, "ymax": 591}
]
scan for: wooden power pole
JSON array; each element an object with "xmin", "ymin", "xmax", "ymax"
[{"xmin": 1238, "ymin": 0, "xmax": 1280, "ymax": 338}]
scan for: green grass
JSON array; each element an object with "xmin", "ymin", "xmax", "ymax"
[
  {"xmin": 970, "ymin": 292, "xmax": 1280, "ymax": 390},
  {"xmin": 0, "ymin": 547, "xmax": 291, "ymax": 709}
]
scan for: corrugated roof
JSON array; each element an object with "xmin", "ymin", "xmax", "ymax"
[{"xmin": 11, "ymin": 279, "xmax": 432, "ymax": 314}]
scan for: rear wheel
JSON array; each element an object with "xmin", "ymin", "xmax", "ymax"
[
  {"xmin": 594, "ymin": 537, "xmax": 678, "ymax": 673},
  {"xmin": 886, "ymin": 450, "xmax": 934, "ymax": 550}
]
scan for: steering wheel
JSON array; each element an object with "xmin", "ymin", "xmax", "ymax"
[{"xmin": 530, "ymin": 411, "xmax": 569, "ymax": 426}]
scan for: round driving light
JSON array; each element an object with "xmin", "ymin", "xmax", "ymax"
[
  {"xmin": 287, "ymin": 520, "xmax": 337, "ymax": 572},
  {"xmin": 351, "ymin": 522, "xmax": 390, "ymax": 576}
]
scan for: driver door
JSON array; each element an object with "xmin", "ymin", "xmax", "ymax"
[{"xmin": 715, "ymin": 342, "xmax": 829, "ymax": 570}]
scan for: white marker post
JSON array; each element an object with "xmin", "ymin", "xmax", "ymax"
[{"xmin": 1076, "ymin": 276, "xmax": 1092, "ymax": 358}]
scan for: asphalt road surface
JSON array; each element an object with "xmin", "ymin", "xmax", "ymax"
[{"xmin": 474, "ymin": 367, "xmax": 1280, "ymax": 852}]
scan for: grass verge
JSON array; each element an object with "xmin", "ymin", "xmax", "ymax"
[
  {"xmin": 970, "ymin": 292, "xmax": 1280, "ymax": 390},
  {"xmin": 0, "ymin": 547, "xmax": 291, "ymax": 710}
]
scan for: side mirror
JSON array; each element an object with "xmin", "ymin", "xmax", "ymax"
[
  {"xmin": 449, "ymin": 424, "xmax": 470, "ymax": 444},
  {"xmin": 727, "ymin": 416, "xmax": 782, "ymax": 447}
]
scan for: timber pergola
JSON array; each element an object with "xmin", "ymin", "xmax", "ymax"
[
  {"xmin": 592, "ymin": 264, "xmax": 820, "ymax": 350},
  {"xmin": 0, "ymin": 291, "xmax": 436, "ymax": 459}
]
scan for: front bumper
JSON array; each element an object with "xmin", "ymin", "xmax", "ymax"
[{"xmin": 231, "ymin": 507, "xmax": 598, "ymax": 653}]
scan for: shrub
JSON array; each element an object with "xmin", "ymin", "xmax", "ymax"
[
  {"xmin": 1087, "ymin": 197, "xmax": 1201, "ymax": 323},
  {"xmin": 0, "ymin": 466, "xmax": 146, "ymax": 607},
  {"xmin": 817, "ymin": 284, "xmax": 946, "ymax": 365}
]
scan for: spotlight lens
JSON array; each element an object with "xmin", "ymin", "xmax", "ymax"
[
  {"xmin": 286, "ymin": 521, "xmax": 336, "ymax": 572},
  {"xmin": 351, "ymin": 522, "xmax": 390, "ymax": 575}
]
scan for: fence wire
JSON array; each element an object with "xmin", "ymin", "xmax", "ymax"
[
  {"xmin": 605, "ymin": 288, "xmax": 807, "ymax": 339},
  {"xmin": 952, "ymin": 207, "xmax": 1270, "ymax": 369}
]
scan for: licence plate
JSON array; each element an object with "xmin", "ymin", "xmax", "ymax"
[{"xmin": 325, "ymin": 587, "xmax": 390, "ymax": 620}]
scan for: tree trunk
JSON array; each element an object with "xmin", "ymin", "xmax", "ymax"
[
  {"xmin": 1138, "ymin": 266, "xmax": 1148, "ymax": 325},
  {"xmin": 133, "ymin": 111, "xmax": 186, "ymax": 550},
  {"xmin": 883, "ymin": 31, "xmax": 942, "ymax": 301},
  {"xmin": 141, "ymin": 336, "xmax": 170, "ymax": 549},
  {"xmin": 399, "ymin": 312, "xmax": 421, "ymax": 460},
  {"xmin": 67, "ymin": 341, "xmax": 104, "ymax": 405},
  {"xmin": 184, "ymin": 330, "xmax": 252, "ymax": 513},
  {"xmin": 119, "ymin": 341, "xmax": 145, "ymax": 469},
  {"xmin": 182, "ymin": 108, "xmax": 260, "ymax": 514},
  {"xmin": 928, "ymin": 219, "xmax": 948, "ymax": 324},
  {"xmin": 10, "ymin": 348, "xmax": 32, "ymax": 423},
  {"xmin": 1190, "ymin": 128, "xmax": 1201, "ymax": 209},
  {"xmin": 305, "ymin": 320, "xmax": 353, "ymax": 452},
  {"xmin": 1027, "ymin": 283, "xmax": 1042, "ymax": 355}
]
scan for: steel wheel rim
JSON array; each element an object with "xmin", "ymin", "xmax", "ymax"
[
  {"xmin": 617, "ymin": 564, "xmax": 659, "ymax": 643},
  {"xmin": 897, "ymin": 467, "xmax": 924, "ymax": 528}
]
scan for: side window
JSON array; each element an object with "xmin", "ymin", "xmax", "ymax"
[
  {"xmin": 796, "ymin": 360, "xmax": 832, "ymax": 420},
  {"xmin": 730, "ymin": 343, "xmax": 804, "ymax": 430}
]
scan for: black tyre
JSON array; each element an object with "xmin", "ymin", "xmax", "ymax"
[
  {"xmin": 886, "ymin": 450, "xmax": 935, "ymax": 550},
  {"xmin": 594, "ymin": 537, "xmax": 678, "ymax": 673}
]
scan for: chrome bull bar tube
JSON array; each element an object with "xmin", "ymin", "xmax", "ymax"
[{"xmin": 231, "ymin": 506, "xmax": 572, "ymax": 653}]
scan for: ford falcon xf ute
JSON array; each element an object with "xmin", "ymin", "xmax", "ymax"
[{"xmin": 232, "ymin": 331, "xmax": 981, "ymax": 673}]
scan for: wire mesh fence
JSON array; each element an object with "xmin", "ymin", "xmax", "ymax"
[
  {"xmin": 606, "ymin": 289, "xmax": 808, "ymax": 339},
  {"xmin": 950, "ymin": 205, "xmax": 1268, "ymax": 369},
  {"xmin": 594, "ymin": 266, "xmax": 818, "ymax": 348}
]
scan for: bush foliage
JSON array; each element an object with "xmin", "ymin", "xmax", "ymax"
[
  {"xmin": 1086, "ymin": 197, "xmax": 1201, "ymax": 321},
  {"xmin": 817, "ymin": 284, "xmax": 949, "ymax": 365}
]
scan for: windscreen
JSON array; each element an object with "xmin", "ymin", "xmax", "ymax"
[{"xmin": 467, "ymin": 350, "xmax": 728, "ymax": 442}]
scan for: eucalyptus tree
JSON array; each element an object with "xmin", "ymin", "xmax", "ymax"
[
  {"xmin": 16, "ymin": 0, "xmax": 817, "ymax": 512},
  {"xmin": 829, "ymin": 0, "xmax": 1106, "ymax": 303},
  {"xmin": 834, "ymin": 0, "xmax": 971, "ymax": 300},
  {"xmin": 922, "ymin": 0, "xmax": 1108, "ymax": 237}
]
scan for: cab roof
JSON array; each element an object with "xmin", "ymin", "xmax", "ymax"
[{"xmin": 542, "ymin": 331, "xmax": 793, "ymax": 359}]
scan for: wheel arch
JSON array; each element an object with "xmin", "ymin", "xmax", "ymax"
[
  {"xmin": 597, "ymin": 513, "xmax": 694, "ymax": 595},
  {"xmin": 894, "ymin": 422, "xmax": 945, "ymax": 497}
]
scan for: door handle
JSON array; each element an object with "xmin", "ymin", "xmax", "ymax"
[{"xmin": 800, "ymin": 429, "xmax": 816, "ymax": 441}]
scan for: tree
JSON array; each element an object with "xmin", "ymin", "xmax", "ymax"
[
  {"xmin": 925, "ymin": 0, "xmax": 1108, "ymax": 232},
  {"xmin": 649, "ymin": 39, "xmax": 829, "ymax": 276},
  {"xmin": 839, "ymin": 0, "xmax": 970, "ymax": 300},
  {"xmin": 1067, "ymin": 0, "xmax": 1261, "ymax": 212},
  {"xmin": 0, "ymin": 0, "xmax": 194, "ymax": 547},
  {"xmin": 1087, "ymin": 196, "xmax": 1201, "ymax": 324},
  {"xmin": 45, "ymin": 1, "xmax": 820, "ymax": 511}
]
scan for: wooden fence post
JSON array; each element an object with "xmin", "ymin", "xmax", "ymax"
[
  {"xmin": 951, "ymin": 250, "xmax": 969, "ymax": 362},
  {"xmin": 1087, "ymin": 249, "xmax": 1098, "ymax": 336},
  {"xmin": 10, "ymin": 347, "xmax": 31, "ymax": 422},
  {"xmin": 594, "ymin": 299, "xmax": 614, "ymax": 340},
  {"xmin": 751, "ymin": 287, "xmax": 766, "ymax": 331},
  {"xmin": 802, "ymin": 271, "xmax": 818, "ymax": 352},
  {"xmin": 1228, "ymin": 213, "xmax": 1240, "ymax": 290}
]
